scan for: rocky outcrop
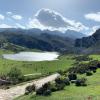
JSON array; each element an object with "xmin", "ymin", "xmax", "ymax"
[{"xmin": 75, "ymin": 29, "xmax": 100, "ymax": 48}]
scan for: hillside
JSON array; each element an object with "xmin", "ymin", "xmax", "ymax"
[
  {"xmin": 75, "ymin": 29, "xmax": 100, "ymax": 54},
  {"xmin": 0, "ymin": 29, "xmax": 75, "ymax": 53}
]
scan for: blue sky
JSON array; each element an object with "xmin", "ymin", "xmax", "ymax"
[{"xmin": 0, "ymin": 0, "xmax": 100, "ymax": 35}]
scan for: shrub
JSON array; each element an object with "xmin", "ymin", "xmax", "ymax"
[
  {"xmin": 25, "ymin": 84, "xmax": 35, "ymax": 95},
  {"xmin": 36, "ymin": 87, "xmax": 44, "ymax": 95},
  {"xmin": 93, "ymin": 70, "xmax": 96, "ymax": 73},
  {"xmin": 50, "ymin": 82, "xmax": 57, "ymax": 92},
  {"xmin": 36, "ymin": 82, "xmax": 51, "ymax": 96},
  {"xmin": 68, "ymin": 73, "xmax": 77, "ymax": 81},
  {"xmin": 86, "ymin": 71, "xmax": 93, "ymax": 76},
  {"xmin": 63, "ymin": 78, "xmax": 70, "ymax": 85},
  {"xmin": 56, "ymin": 83, "xmax": 66, "ymax": 90},
  {"xmin": 68, "ymin": 60, "xmax": 100, "ymax": 74},
  {"xmin": 43, "ymin": 89, "xmax": 51, "ymax": 96},
  {"xmin": 7, "ymin": 67, "xmax": 24, "ymax": 84},
  {"xmin": 97, "ymin": 63, "xmax": 100, "ymax": 68},
  {"xmin": 75, "ymin": 78, "xmax": 87, "ymax": 86},
  {"xmin": 74, "ymin": 55, "xmax": 92, "ymax": 62},
  {"xmin": 55, "ymin": 77, "xmax": 63, "ymax": 84}
]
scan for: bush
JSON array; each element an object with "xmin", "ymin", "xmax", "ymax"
[
  {"xmin": 97, "ymin": 63, "xmax": 100, "ymax": 68},
  {"xmin": 43, "ymin": 89, "xmax": 51, "ymax": 96},
  {"xmin": 50, "ymin": 82, "xmax": 57, "ymax": 92},
  {"xmin": 7, "ymin": 67, "xmax": 24, "ymax": 84},
  {"xmin": 68, "ymin": 73, "xmax": 77, "ymax": 81},
  {"xmin": 36, "ymin": 82, "xmax": 51, "ymax": 96},
  {"xmin": 93, "ymin": 70, "xmax": 96, "ymax": 73},
  {"xmin": 75, "ymin": 78, "xmax": 87, "ymax": 86},
  {"xmin": 63, "ymin": 78, "xmax": 70, "ymax": 85},
  {"xmin": 36, "ymin": 87, "xmax": 44, "ymax": 95},
  {"xmin": 86, "ymin": 71, "xmax": 93, "ymax": 76},
  {"xmin": 74, "ymin": 55, "xmax": 92, "ymax": 62},
  {"xmin": 55, "ymin": 77, "xmax": 63, "ymax": 84},
  {"xmin": 56, "ymin": 83, "xmax": 66, "ymax": 90},
  {"xmin": 25, "ymin": 84, "xmax": 35, "ymax": 95}
]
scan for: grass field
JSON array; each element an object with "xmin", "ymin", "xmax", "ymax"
[
  {"xmin": 16, "ymin": 69, "xmax": 100, "ymax": 100},
  {"xmin": 0, "ymin": 49, "xmax": 100, "ymax": 100},
  {"xmin": 15, "ymin": 54, "xmax": 100, "ymax": 100}
]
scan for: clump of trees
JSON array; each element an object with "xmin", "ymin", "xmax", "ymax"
[
  {"xmin": 25, "ymin": 73, "xmax": 87, "ymax": 96},
  {"xmin": 25, "ymin": 76, "xmax": 71, "ymax": 96},
  {"xmin": 73, "ymin": 55, "xmax": 92, "ymax": 62},
  {"xmin": 35, "ymin": 76, "xmax": 69, "ymax": 96},
  {"xmin": 68, "ymin": 60, "xmax": 100, "ymax": 74}
]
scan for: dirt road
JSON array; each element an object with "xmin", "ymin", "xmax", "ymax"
[{"xmin": 0, "ymin": 73, "xmax": 60, "ymax": 100}]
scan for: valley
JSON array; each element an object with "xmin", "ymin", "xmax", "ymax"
[
  {"xmin": 0, "ymin": 0, "xmax": 100, "ymax": 100},
  {"xmin": 0, "ymin": 28, "xmax": 100, "ymax": 100}
]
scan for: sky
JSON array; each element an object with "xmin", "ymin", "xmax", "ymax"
[{"xmin": 0, "ymin": 0, "xmax": 100, "ymax": 35}]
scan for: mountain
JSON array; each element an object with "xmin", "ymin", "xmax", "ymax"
[
  {"xmin": 0, "ymin": 28, "xmax": 86, "ymax": 39},
  {"xmin": 75, "ymin": 29, "xmax": 100, "ymax": 54},
  {"xmin": 0, "ymin": 29, "xmax": 75, "ymax": 53},
  {"xmin": 64, "ymin": 30, "xmax": 86, "ymax": 39}
]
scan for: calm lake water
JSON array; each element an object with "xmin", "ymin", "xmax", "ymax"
[{"xmin": 3, "ymin": 52, "xmax": 59, "ymax": 61}]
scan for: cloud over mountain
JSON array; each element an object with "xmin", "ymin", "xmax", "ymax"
[
  {"xmin": 35, "ymin": 9, "xmax": 69, "ymax": 28},
  {"xmin": 28, "ymin": 8, "xmax": 88, "ymax": 32}
]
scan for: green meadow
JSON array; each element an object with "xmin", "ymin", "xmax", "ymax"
[
  {"xmin": 15, "ymin": 54, "xmax": 100, "ymax": 100},
  {"xmin": 0, "ymin": 50, "xmax": 75, "ymax": 75},
  {"xmin": 0, "ymin": 49, "xmax": 100, "ymax": 100}
]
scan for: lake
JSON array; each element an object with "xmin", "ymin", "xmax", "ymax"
[{"xmin": 3, "ymin": 52, "xmax": 59, "ymax": 61}]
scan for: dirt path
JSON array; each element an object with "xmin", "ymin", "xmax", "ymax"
[{"xmin": 0, "ymin": 73, "xmax": 60, "ymax": 100}]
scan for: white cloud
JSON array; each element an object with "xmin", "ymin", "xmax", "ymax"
[
  {"xmin": 0, "ymin": 24, "xmax": 13, "ymax": 28},
  {"xmin": 87, "ymin": 25, "xmax": 100, "ymax": 35},
  {"xmin": 6, "ymin": 12, "xmax": 12, "ymax": 15},
  {"xmin": 12, "ymin": 15, "xmax": 22, "ymax": 20},
  {"xmin": 28, "ymin": 8, "xmax": 88, "ymax": 33},
  {"xmin": 0, "ymin": 14, "xmax": 5, "ymax": 20},
  {"xmin": 15, "ymin": 23, "xmax": 26, "ymax": 29},
  {"xmin": 85, "ymin": 12, "xmax": 100, "ymax": 22}
]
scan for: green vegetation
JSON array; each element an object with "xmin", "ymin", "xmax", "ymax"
[
  {"xmin": 15, "ymin": 54, "xmax": 100, "ymax": 100},
  {"xmin": 0, "ymin": 49, "xmax": 100, "ymax": 100},
  {"xmin": 7, "ymin": 67, "xmax": 24, "ymax": 84},
  {"xmin": 0, "ymin": 50, "xmax": 75, "ymax": 75},
  {"xmin": 16, "ymin": 68, "xmax": 100, "ymax": 100}
]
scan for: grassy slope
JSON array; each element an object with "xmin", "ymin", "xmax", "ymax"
[
  {"xmin": 16, "ymin": 55, "xmax": 100, "ymax": 100},
  {"xmin": 0, "ymin": 50, "xmax": 75, "ymax": 75}
]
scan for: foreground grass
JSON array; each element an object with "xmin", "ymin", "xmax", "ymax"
[
  {"xmin": 15, "ymin": 54, "xmax": 100, "ymax": 100},
  {"xmin": 16, "ymin": 69, "xmax": 100, "ymax": 100},
  {"xmin": 90, "ymin": 55, "xmax": 100, "ymax": 61}
]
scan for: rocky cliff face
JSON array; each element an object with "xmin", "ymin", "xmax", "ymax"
[
  {"xmin": 75, "ymin": 29, "xmax": 100, "ymax": 54},
  {"xmin": 75, "ymin": 29, "xmax": 100, "ymax": 47}
]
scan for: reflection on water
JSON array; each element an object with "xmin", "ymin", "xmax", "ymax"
[{"xmin": 3, "ymin": 52, "xmax": 59, "ymax": 61}]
